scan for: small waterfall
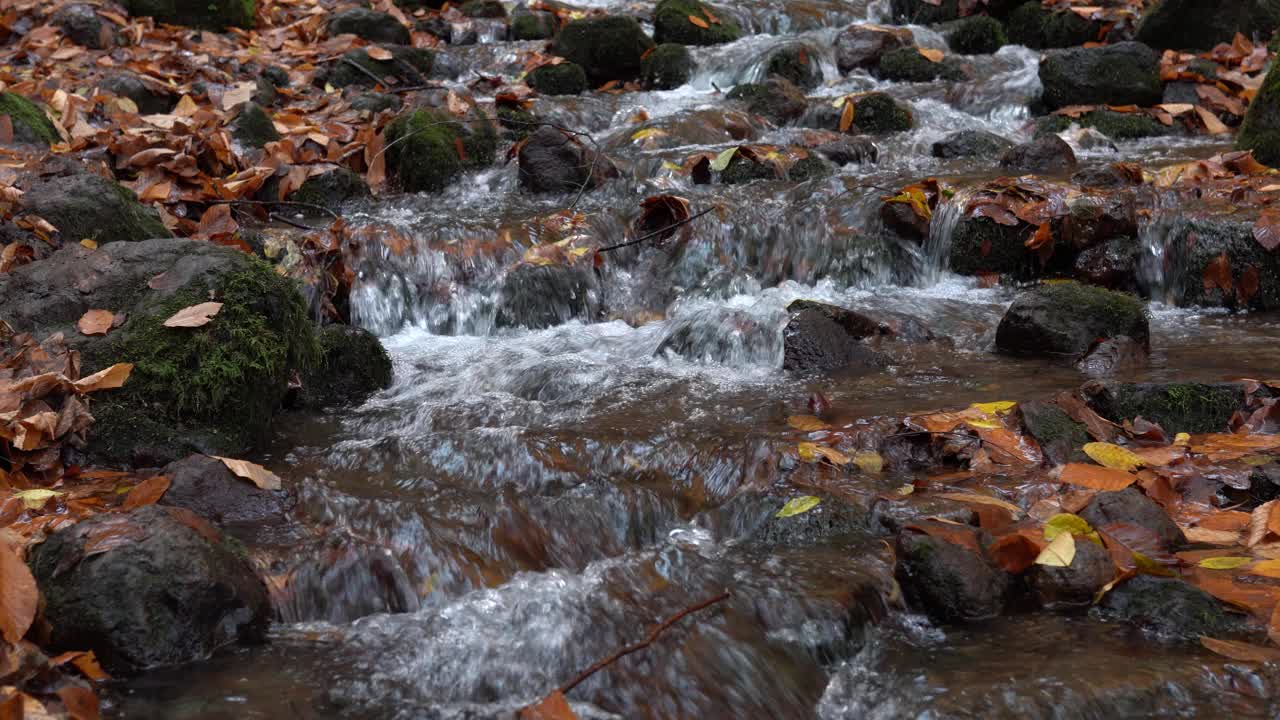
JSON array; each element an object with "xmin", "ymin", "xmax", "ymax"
[{"xmin": 921, "ymin": 192, "xmax": 964, "ymax": 284}]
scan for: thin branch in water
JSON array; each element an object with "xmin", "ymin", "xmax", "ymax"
[
  {"xmin": 268, "ymin": 212, "xmax": 323, "ymax": 231},
  {"xmin": 341, "ymin": 57, "xmax": 391, "ymax": 87},
  {"xmin": 557, "ymin": 591, "xmax": 730, "ymax": 696},
  {"xmin": 598, "ymin": 206, "xmax": 716, "ymax": 253},
  {"xmin": 208, "ymin": 198, "xmax": 342, "ymax": 221}
]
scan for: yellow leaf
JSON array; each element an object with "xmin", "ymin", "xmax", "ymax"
[
  {"xmin": 1034, "ymin": 531, "xmax": 1076, "ymax": 567},
  {"xmin": 1083, "ymin": 442, "xmax": 1145, "ymax": 471},
  {"xmin": 1197, "ymin": 556, "xmax": 1254, "ymax": 570},
  {"xmin": 787, "ymin": 415, "xmax": 830, "ymax": 432},
  {"xmin": 1174, "ymin": 433, "xmax": 1190, "ymax": 446},
  {"xmin": 709, "ymin": 146, "xmax": 738, "ymax": 172},
  {"xmin": 797, "ymin": 442, "xmax": 848, "ymax": 465},
  {"xmin": 970, "ymin": 401, "xmax": 1017, "ymax": 415},
  {"xmin": 73, "ymin": 363, "xmax": 132, "ymax": 393},
  {"xmin": 964, "ymin": 417, "xmax": 1003, "ymax": 430},
  {"xmin": 896, "ymin": 484, "xmax": 914, "ymax": 496},
  {"xmin": 13, "ymin": 488, "xmax": 63, "ymax": 510},
  {"xmin": 853, "ymin": 451, "xmax": 883, "ymax": 473},
  {"xmin": 630, "ymin": 128, "xmax": 667, "ymax": 141},
  {"xmin": 1249, "ymin": 558, "xmax": 1280, "ymax": 578},
  {"xmin": 1043, "ymin": 513, "xmax": 1100, "ymax": 544},
  {"xmin": 776, "ymin": 495, "xmax": 821, "ymax": 518},
  {"xmin": 79, "ymin": 239, "xmax": 97, "ymax": 249}
]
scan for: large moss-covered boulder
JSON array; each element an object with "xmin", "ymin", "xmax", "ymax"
[
  {"xmin": 642, "ymin": 43, "xmax": 695, "ymax": 89},
  {"xmin": 0, "ymin": 92, "xmax": 59, "ymax": 146},
  {"xmin": 28, "ymin": 505, "xmax": 270, "ymax": 674},
  {"xmin": 306, "ymin": 325, "xmax": 392, "ymax": 406},
  {"xmin": 1007, "ymin": 1, "xmax": 1097, "ymax": 49},
  {"xmin": 1137, "ymin": 0, "xmax": 1280, "ymax": 52},
  {"xmin": 849, "ymin": 92, "xmax": 913, "ymax": 134},
  {"xmin": 121, "ymin": 0, "xmax": 255, "ymax": 31},
  {"xmin": 1156, "ymin": 216, "xmax": 1280, "ymax": 310},
  {"xmin": 1238, "ymin": 60, "xmax": 1280, "ymax": 167},
  {"xmin": 877, "ymin": 47, "xmax": 965, "ymax": 82},
  {"xmin": 511, "ymin": 11, "xmax": 556, "ymax": 40},
  {"xmin": 932, "ymin": 129, "xmax": 1013, "ymax": 159},
  {"xmin": 1039, "ymin": 42, "xmax": 1163, "ymax": 111},
  {"xmin": 528, "ymin": 62, "xmax": 588, "ymax": 95},
  {"xmin": 23, "ymin": 170, "xmax": 169, "ymax": 244},
  {"xmin": 327, "ymin": 8, "xmax": 410, "ymax": 44},
  {"xmin": 552, "ymin": 16, "xmax": 655, "ymax": 86},
  {"xmin": 766, "ymin": 45, "xmax": 823, "ymax": 90},
  {"xmin": 1037, "ymin": 109, "xmax": 1170, "ymax": 140},
  {"xmin": 1084, "ymin": 382, "xmax": 1246, "ymax": 434},
  {"xmin": 727, "ymin": 76, "xmax": 808, "ymax": 125},
  {"xmin": 383, "ymin": 109, "xmax": 497, "ymax": 193},
  {"xmin": 835, "ymin": 23, "xmax": 914, "ymax": 74},
  {"xmin": 653, "ymin": 0, "xmax": 740, "ymax": 45},
  {"xmin": 995, "ymin": 282, "xmax": 1149, "ymax": 357},
  {"xmin": 0, "ymin": 238, "xmax": 318, "ymax": 466},
  {"xmin": 328, "ymin": 46, "xmax": 434, "ymax": 89}
]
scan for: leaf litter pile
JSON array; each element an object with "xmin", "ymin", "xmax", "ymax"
[{"xmin": 778, "ymin": 380, "xmax": 1280, "ymax": 664}]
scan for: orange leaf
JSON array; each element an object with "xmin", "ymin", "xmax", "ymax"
[
  {"xmin": 519, "ymin": 691, "xmax": 579, "ymax": 720},
  {"xmin": 1200, "ymin": 636, "xmax": 1280, "ymax": 663},
  {"xmin": 122, "ymin": 475, "xmax": 171, "ymax": 510},
  {"xmin": 77, "ymin": 309, "xmax": 115, "ymax": 336},
  {"xmin": 163, "ymin": 302, "xmax": 223, "ymax": 328},
  {"xmin": 73, "ymin": 363, "xmax": 133, "ymax": 393},
  {"xmin": 1057, "ymin": 463, "xmax": 1136, "ymax": 491},
  {"xmin": 56, "ymin": 686, "xmax": 100, "ymax": 720},
  {"xmin": 688, "ymin": 15, "xmax": 709, "ymax": 29},
  {"xmin": 988, "ymin": 532, "xmax": 1043, "ymax": 574},
  {"xmin": 838, "ymin": 100, "xmax": 855, "ymax": 133},
  {"xmin": 214, "ymin": 456, "xmax": 282, "ymax": 491},
  {"xmin": 918, "ymin": 48, "xmax": 944, "ymax": 63},
  {"xmin": 0, "ymin": 537, "xmax": 37, "ymax": 644},
  {"xmin": 1194, "ymin": 105, "xmax": 1230, "ymax": 135},
  {"xmin": 454, "ymin": 136, "xmax": 467, "ymax": 161}
]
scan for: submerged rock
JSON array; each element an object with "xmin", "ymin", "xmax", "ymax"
[
  {"xmin": 931, "ymin": 129, "xmax": 1013, "ymax": 159},
  {"xmin": 1094, "ymin": 576, "xmax": 1229, "ymax": 641},
  {"xmin": 161, "ymin": 454, "xmax": 291, "ymax": 527},
  {"xmin": 834, "ymin": 23, "xmax": 913, "ymax": 74},
  {"xmin": 782, "ymin": 300, "xmax": 891, "ymax": 373},
  {"xmin": 0, "ymin": 91, "xmax": 59, "ymax": 146},
  {"xmin": 287, "ymin": 167, "xmax": 371, "ymax": 208},
  {"xmin": 877, "ymin": 47, "xmax": 964, "ymax": 83},
  {"xmin": 653, "ymin": 0, "xmax": 740, "ymax": 46},
  {"xmin": 28, "ymin": 505, "xmax": 270, "ymax": 674},
  {"xmin": 766, "ymin": 45, "xmax": 823, "ymax": 90},
  {"xmin": 1079, "ymin": 487, "xmax": 1186, "ymax": 549},
  {"xmin": 121, "ymin": 0, "xmax": 253, "ymax": 30},
  {"xmin": 895, "ymin": 531, "xmax": 1010, "ymax": 622},
  {"xmin": 999, "ymin": 134, "xmax": 1077, "ymax": 174},
  {"xmin": 327, "ymin": 8, "xmax": 410, "ymax": 45},
  {"xmin": 642, "ymin": 43, "xmax": 695, "ymax": 90},
  {"xmin": 1073, "ymin": 236, "xmax": 1140, "ymax": 291},
  {"xmin": 816, "ymin": 138, "xmax": 879, "ymax": 165},
  {"xmin": 995, "ymin": 282, "xmax": 1149, "ymax": 358},
  {"xmin": 552, "ymin": 16, "xmax": 654, "ymax": 86},
  {"xmin": 1084, "ymin": 382, "xmax": 1245, "ymax": 435},
  {"xmin": 496, "ymin": 262, "xmax": 601, "ymax": 329},
  {"xmin": 1038, "ymin": 42, "xmax": 1163, "ymax": 111},
  {"xmin": 1153, "ymin": 216, "xmax": 1280, "ymax": 310},
  {"xmin": 1074, "ymin": 336, "xmax": 1148, "ymax": 377},
  {"xmin": 528, "ymin": 62, "xmax": 588, "ymax": 95},
  {"xmin": 384, "ymin": 108, "xmax": 496, "ymax": 193}
]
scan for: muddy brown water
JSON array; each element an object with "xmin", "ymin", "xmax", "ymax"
[{"xmin": 109, "ymin": 1, "xmax": 1280, "ymax": 717}]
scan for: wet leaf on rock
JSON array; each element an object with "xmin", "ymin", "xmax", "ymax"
[
  {"xmin": 1250, "ymin": 559, "xmax": 1280, "ymax": 579},
  {"xmin": 1083, "ymin": 442, "xmax": 1146, "ymax": 472},
  {"xmin": 838, "ymin": 100, "xmax": 855, "ymax": 133},
  {"xmin": 918, "ymin": 48, "xmax": 944, "ymax": 63},
  {"xmin": 934, "ymin": 491, "xmax": 1021, "ymax": 516},
  {"xmin": 688, "ymin": 15, "xmax": 709, "ymax": 29},
  {"xmin": 214, "ymin": 457, "xmax": 282, "ymax": 491},
  {"xmin": 970, "ymin": 401, "xmax": 1017, "ymax": 415},
  {"xmin": 76, "ymin": 310, "xmax": 115, "ymax": 337},
  {"xmin": 853, "ymin": 451, "xmax": 883, "ymax": 473},
  {"xmin": 0, "ymin": 537, "xmax": 37, "ymax": 644},
  {"xmin": 1057, "ymin": 463, "xmax": 1137, "ymax": 491},
  {"xmin": 72, "ymin": 363, "xmax": 133, "ymax": 393},
  {"xmin": 786, "ymin": 415, "xmax": 829, "ymax": 432},
  {"xmin": 776, "ymin": 495, "xmax": 821, "ymax": 518},
  {"xmin": 709, "ymin": 146, "xmax": 738, "ymax": 172},
  {"xmin": 796, "ymin": 442, "xmax": 849, "ymax": 466},
  {"xmin": 1254, "ymin": 207, "xmax": 1280, "ymax": 251},
  {"xmin": 1043, "ymin": 513, "xmax": 1100, "ymax": 544},
  {"xmin": 163, "ymin": 302, "xmax": 223, "ymax": 328},
  {"xmin": 1035, "ymin": 531, "xmax": 1075, "ymax": 567},
  {"xmin": 989, "ymin": 532, "xmax": 1042, "ymax": 573},
  {"xmin": 122, "ymin": 475, "xmax": 171, "ymax": 510},
  {"xmin": 12, "ymin": 489, "xmax": 62, "ymax": 510}
]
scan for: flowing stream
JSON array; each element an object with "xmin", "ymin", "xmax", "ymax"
[{"xmin": 112, "ymin": 1, "xmax": 1280, "ymax": 717}]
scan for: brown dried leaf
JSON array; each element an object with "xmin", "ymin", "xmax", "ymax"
[
  {"xmin": 519, "ymin": 691, "xmax": 579, "ymax": 720},
  {"xmin": 0, "ymin": 537, "xmax": 37, "ymax": 644},
  {"xmin": 122, "ymin": 475, "xmax": 171, "ymax": 510},
  {"xmin": 73, "ymin": 363, "xmax": 133, "ymax": 393},
  {"xmin": 214, "ymin": 456, "xmax": 282, "ymax": 491},
  {"xmin": 77, "ymin": 309, "xmax": 115, "ymax": 337},
  {"xmin": 1057, "ymin": 463, "xmax": 1137, "ymax": 491},
  {"xmin": 163, "ymin": 302, "xmax": 223, "ymax": 328},
  {"xmin": 1200, "ymin": 636, "xmax": 1280, "ymax": 663}
]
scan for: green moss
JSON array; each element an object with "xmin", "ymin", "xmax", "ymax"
[
  {"xmin": 121, "ymin": 0, "xmax": 255, "ymax": 31},
  {"xmin": 26, "ymin": 173, "xmax": 169, "ymax": 243},
  {"xmin": 329, "ymin": 46, "xmax": 434, "ymax": 89},
  {"xmin": 528, "ymin": 62, "xmax": 587, "ymax": 96},
  {"xmin": 641, "ymin": 43, "xmax": 694, "ymax": 90},
  {"xmin": 384, "ymin": 109, "xmax": 496, "ymax": 193},
  {"xmin": 460, "ymin": 0, "xmax": 505, "ymax": 18},
  {"xmin": 1037, "ymin": 109, "xmax": 1169, "ymax": 140},
  {"xmin": 948, "ymin": 16, "xmax": 1007, "ymax": 55},
  {"xmin": 719, "ymin": 154, "xmax": 776, "ymax": 184},
  {"xmin": 289, "ymin": 168, "xmax": 369, "ymax": 207},
  {"xmin": 852, "ymin": 92, "xmax": 913, "ymax": 134},
  {"xmin": 1137, "ymin": 0, "xmax": 1280, "ymax": 52},
  {"xmin": 0, "ymin": 91, "xmax": 58, "ymax": 146},
  {"xmin": 653, "ymin": 0, "xmax": 740, "ymax": 46},
  {"xmin": 230, "ymin": 103, "xmax": 279, "ymax": 148},
  {"xmin": 1037, "ymin": 281, "xmax": 1147, "ymax": 333},
  {"xmin": 309, "ymin": 325, "xmax": 392, "ymax": 405},
  {"xmin": 1020, "ymin": 401, "xmax": 1090, "ymax": 464},
  {"xmin": 877, "ymin": 47, "xmax": 963, "ymax": 82},
  {"xmin": 553, "ymin": 16, "xmax": 655, "ymax": 86},
  {"xmin": 787, "ymin": 154, "xmax": 830, "ymax": 182},
  {"xmin": 1098, "ymin": 383, "xmax": 1243, "ymax": 433},
  {"xmin": 890, "ymin": 0, "xmax": 958, "ymax": 23},
  {"xmin": 1238, "ymin": 58, "xmax": 1280, "ymax": 167},
  {"xmin": 497, "ymin": 107, "xmax": 538, "ymax": 140},
  {"xmin": 1007, "ymin": 2, "xmax": 1095, "ymax": 49},
  {"xmin": 766, "ymin": 46, "xmax": 821, "ymax": 90},
  {"xmin": 511, "ymin": 12, "xmax": 555, "ymax": 40},
  {"xmin": 726, "ymin": 78, "xmax": 806, "ymax": 125}
]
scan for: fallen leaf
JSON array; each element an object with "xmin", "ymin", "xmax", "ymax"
[
  {"xmin": 970, "ymin": 401, "xmax": 1017, "ymax": 415},
  {"xmin": 519, "ymin": 691, "xmax": 579, "ymax": 720},
  {"xmin": 988, "ymin": 532, "xmax": 1042, "ymax": 573},
  {"xmin": 122, "ymin": 475, "xmax": 171, "ymax": 510},
  {"xmin": 214, "ymin": 457, "xmax": 282, "ymax": 491},
  {"xmin": 1200, "ymin": 636, "xmax": 1280, "ymax": 663},
  {"xmin": 710, "ymin": 146, "xmax": 738, "ymax": 172},
  {"xmin": 0, "ymin": 537, "xmax": 37, "ymax": 644},
  {"xmin": 853, "ymin": 451, "xmax": 883, "ymax": 473},
  {"xmin": 797, "ymin": 442, "xmax": 850, "ymax": 465},
  {"xmin": 163, "ymin": 302, "xmax": 223, "ymax": 328},
  {"xmin": 838, "ymin": 100, "xmax": 855, "ymax": 133},
  {"xmin": 12, "ymin": 488, "xmax": 62, "ymax": 510},
  {"xmin": 787, "ymin": 415, "xmax": 829, "ymax": 432},
  {"xmin": 73, "ymin": 363, "xmax": 132, "ymax": 393},
  {"xmin": 1035, "ymin": 531, "xmax": 1076, "ymax": 567},
  {"xmin": 934, "ymin": 491, "xmax": 1021, "ymax": 516},
  {"xmin": 1082, "ymin": 442, "xmax": 1145, "ymax": 472},
  {"xmin": 918, "ymin": 48, "xmax": 944, "ymax": 63},
  {"xmin": 1250, "ymin": 558, "xmax": 1280, "ymax": 579},
  {"xmin": 776, "ymin": 495, "xmax": 821, "ymax": 518},
  {"xmin": 1197, "ymin": 556, "xmax": 1253, "ymax": 570},
  {"xmin": 77, "ymin": 309, "xmax": 115, "ymax": 336},
  {"xmin": 1043, "ymin": 513, "xmax": 1100, "ymax": 543},
  {"xmin": 56, "ymin": 686, "xmax": 99, "ymax": 720},
  {"xmin": 1255, "ymin": 207, "xmax": 1280, "ymax": 252},
  {"xmin": 688, "ymin": 14, "xmax": 709, "ymax": 29},
  {"xmin": 1057, "ymin": 463, "xmax": 1137, "ymax": 491}
]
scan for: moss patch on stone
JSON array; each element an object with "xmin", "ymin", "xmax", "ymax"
[
  {"xmin": 787, "ymin": 154, "xmax": 831, "ymax": 182},
  {"xmin": 948, "ymin": 16, "xmax": 1007, "ymax": 55},
  {"xmin": 653, "ymin": 0, "xmax": 740, "ymax": 46},
  {"xmin": 329, "ymin": 46, "xmax": 434, "ymax": 88},
  {"xmin": 1037, "ymin": 110, "xmax": 1169, "ymax": 140},
  {"xmin": 121, "ymin": 0, "xmax": 255, "ymax": 31},
  {"xmin": 719, "ymin": 154, "xmax": 776, "ymax": 184},
  {"xmin": 308, "ymin": 325, "xmax": 393, "ymax": 405},
  {"xmin": 852, "ymin": 92, "xmax": 914, "ymax": 134},
  {"xmin": 1091, "ymin": 383, "xmax": 1244, "ymax": 434},
  {"xmin": 25, "ymin": 173, "xmax": 170, "ymax": 244},
  {"xmin": 553, "ymin": 16, "xmax": 655, "ymax": 86},
  {"xmin": 1007, "ymin": 1, "xmax": 1095, "ymax": 49},
  {"xmin": 528, "ymin": 62, "xmax": 587, "ymax": 95},
  {"xmin": 878, "ymin": 47, "xmax": 964, "ymax": 82},
  {"xmin": 766, "ymin": 46, "xmax": 821, "ymax": 90},
  {"xmin": 384, "ymin": 109, "xmax": 497, "ymax": 193},
  {"xmin": 642, "ymin": 43, "xmax": 695, "ymax": 90},
  {"xmin": 497, "ymin": 107, "xmax": 538, "ymax": 140},
  {"xmin": 1238, "ymin": 58, "xmax": 1280, "ymax": 167},
  {"xmin": 511, "ymin": 12, "xmax": 555, "ymax": 40},
  {"xmin": 0, "ymin": 92, "xmax": 59, "ymax": 146}
]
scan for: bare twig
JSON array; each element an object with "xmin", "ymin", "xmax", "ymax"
[
  {"xmin": 341, "ymin": 57, "xmax": 391, "ymax": 87},
  {"xmin": 558, "ymin": 591, "xmax": 730, "ymax": 696},
  {"xmin": 598, "ymin": 206, "xmax": 716, "ymax": 253},
  {"xmin": 208, "ymin": 198, "xmax": 342, "ymax": 221},
  {"xmin": 268, "ymin": 212, "xmax": 322, "ymax": 231}
]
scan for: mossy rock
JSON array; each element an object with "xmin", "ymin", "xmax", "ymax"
[
  {"xmin": 851, "ymin": 92, "xmax": 913, "ymax": 134},
  {"xmin": 726, "ymin": 77, "xmax": 807, "ymax": 125},
  {"xmin": 288, "ymin": 168, "xmax": 370, "ymax": 208},
  {"xmin": 384, "ymin": 109, "xmax": 497, "ymax": 193},
  {"xmin": 890, "ymin": 0, "xmax": 959, "ymax": 24},
  {"xmin": 121, "ymin": 0, "xmax": 255, "ymax": 31},
  {"xmin": 766, "ymin": 45, "xmax": 822, "ymax": 90},
  {"xmin": 349, "ymin": 92, "xmax": 402, "ymax": 114},
  {"xmin": 511, "ymin": 11, "xmax": 556, "ymax": 40},
  {"xmin": 877, "ymin": 47, "xmax": 965, "ymax": 82},
  {"xmin": 1158, "ymin": 216, "xmax": 1280, "ymax": 310},
  {"xmin": 1036, "ymin": 109, "xmax": 1169, "ymax": 140},
  {"xmin": 1136, "ymin": 0, "xmax": 1280, "ymax": 52},
  {"xmin": 995, "ymin": 281, "xmax": 1149, "ymax": 357},
  {"xmin": 306, "ymin": 325, "xmax": 392, "ymax": 406},
  {"xmin": 1238, "ymin": 57, "xmax": 1280, "ymax": 167},
  {"xmin": 24, "ymin": 171, "xmax": 169, "ymax": 244},
  {"xmin": 460, "ymin": 0, "xmax": 505, "ymax": 18},
  {"xmin": 552, "ymin": 15, "xmax": 655, "ymax": 86},
  {"xmin": 328, "ymin": 46, "xmax": 434, "ymax": 89},
  {"xmin": 1085, "ymin": 382, "xmax": 1245, "ymax": 434},
  {"xmin": 1019, "ymin": 400, "xmax": 1090, "ymax": 465},
  {"xmin": 327, "ymin": 8, "xmax": 410, "ymax": 45},
  {"xmin": 1007, "ymin": 1, "xmax": 1096, "ymax": 49},
  {"xmin": 950, "ymin": 216, "xmax": 1038, "ymax": 278},
  {"xmin": 718, "ymin": 153, "xmax": 776, "ymax": 185},
  {"xmin": 528, "ymin": 62, "xmax": 588, "ymax": 96},
  {"xmin": 653, "ymin": 0, "xmax": 740, "ymax": 46},
  {"xmin": 1038, "ymin": 42, "xmax": 1163, "ymax": 111},
  {"xmin": 0, "ymin": 92, "xmax": 59, "ymax": 146},
  {"xmin": 230, "ymin": 103, "xmax": 279, "ymax": 148},
  {"xmin": 948, "ymin": 15, "xmax": 1007, "ymax": 55},
  {"xmin": 787, "ymin": 154, "xmax": 831, "ymax": 182},
  {"xmin": 497, "ymin": 106, "xmax": 538, "ymax": 140},
  {"xmin": 642, "ymin": 43, "xmax": 695, "ymax": 90}
]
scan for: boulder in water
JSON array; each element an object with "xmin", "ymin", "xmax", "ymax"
[
  {"xmin": 496, "ymin": 262, "xmax": 601, "ymax": 329},
  {"xmin": 1083, "ymin": 382, "xmax": 1246, "ymax": 435},
  {"xmin": 28, "ymin": 505, "xmax": 270, "ymax": 674},
  {"xmin": 642, "ymin": 43, "xmax": 695, "ymax": 90},
  {"xmin": 1136, "ymin": 0, "xmax": 1280, "ymax": 52},
  {"xmin": 160, "ymin": 454, "xmax": 291, "ymax": 527},
  {"xmin": 994, "ymin": 281, "xmax": 1149, "ymax": 357},
  {"xmin": 287, "ymin": 167, "xmax": 371, "ymax": 208},
  {"xmin": 1039, "ymin": 42, "xmax": 1163, "ymax": 111},
  {"xmin": 765, "ymin": 45, "xmax": 822, "ymax": 90},
  {"xmin": 889, "ymin": 0, "xmax": 959, "ymax": 24},
  {"xmin": 0, "ymin": 91, "xmax": 59, "ymax": 146},
  {"xmin": 1238, "ymin": 59, "xmax": 1280, "ymax": 167},
  {"xmin": 304, "ymin": 325, "xmax": 393, "ymax": 407},
  {"xmin": 1029, "ymin": 537, "xmax": 1114, "ymax": 609},
  {"xmin": 653, "ymin": 0, "xmax": 740, "ymax": 46},
  {"xmin": 895, "ymin": 531, "xmax": 1010, "ymax": 622},
  {"xmin": 849, "ymin": 92, "xmax": 913, "ymax": 134},
  {"xmin": 1007, "ymin": 1, "xmax": 1097, "ymax": 49},
  {"xmin": 781, "ymin": 300, "xmax": 892, "ymax": 373},
  {"xmin": 948, "ymin": 16, "xmax": 1007, "ymax": 55},
  {"xmin": 510, "ymin": 10, "xmax": 556, "ymax": 40},
  {"xmin": 552, "ymin": 16, "xmax": 654, "ymax": 86},
  {"xmin": 1074, "ymin": 336, "xmax": 1148, "ymax": 377},
  {"xmin": 835, "ymin": 23, "xmax": 913, "ymax": 74},
  {"xmin": 1152, "ymin": 215, "xmax": 1280, "ymax": 311},
  {"xmin": 877, "ymin": 47, "xmax": 964, "ymax": 82},
  {"xmin": 727, "ymin": 76, "xmax": 808, "ymax": 125},
  {"xmin": 121, "ymin": 0, "xmax": 254, "ymax": 30},
  {"xmin": 460, "ymin": 0, "xmax": 505, "ymax": 18},
  {"xmin": 998, "ymin": 134, "xmax": 1077, "ymax": 174},
  {"xmin": 1093, "ymin": 576, "xmax": 1230, "ymax": 641},
  {"xmin": 327, "ymin": 8, "xmax": 411, "ymax": 45},
  {"xmin": 931, "ymin": 129, "xmax": 1013, "ymax": 159},
  {"xmin": 1036, "ymin": 109, "xmax": 1169, "ymax": 140},
  {"xmin": 1079, "ymin": 487, "xmax": 1186, "ymax": 549},
  {"xmin": 21, "ymin": 167, "xmax": 169, "ymax": 244},
  {"xmin": 528, "ymin": 62, "xmax": 588, "ymax": 95},
  {"xmin": 384, "ymin": 108, "xmax": 496, "ymax": 193},
  {"xmin": 517, "ymin": 125, "xmax": 613, "ymax": 193},
  {"xmin": 1072, "ymin": 236, "xmax": 1140, "ymax": 291},
  {"xmin": 816, "ymin": 138, "xmax": 879, "ymax": 165}
]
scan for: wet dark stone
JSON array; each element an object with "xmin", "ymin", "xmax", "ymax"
[
  {"xmin": 1083, "ymin": 382, "xmax": 1245, "ymax": 435},
  {"xmin": 653, "ymin": 0, "xmax": 740, "ymax": 46},
  {"xmin": 120, "ymin": 0, "xmax": 253, "ymax": 31},
  {"xmin": 260, "ymin": 66, "xmax": 289, "ymax": 88},
  {"xmin": 552, "ymin": 15, "xmax": 654, "ymax": 86},
  {"xmin": 895, "ymin": 532, "xmax": 1009, "ymax": 623},
  {"xmin": 849, "ymin": 92, "xmax": 913, "ymax": 134},
  {"xmin": 528, "ymin": 62, "xmax": 587, "ymax": 95},
  {"xmin": 995, "ymin": 282, "xmax": 1149, "ymax": 358},
  {"xmin": 1008, "ymin": 1, "xmax": 1097, "ymax": 49},
  {"xmin": 327, "ymin": 8, "xmax": 410, "ymax": 45},
  {"xmin": 306, "ymin": 324, "xmax": 393, "ymax": 407},
  {"xmin": 54, "ymin": 3, "xmax": 112, "ymax": 48},
  {"xmin": 816, "ymin": 138, "xmax": 879, "ymax": 166},
  {"xmin": 1030, "ymin": 538, "xmax": 1114, "ymax": 609},
  {"xmin": 22, "ymin": 169, "xmax": 169, "ymax": 245},
  {"xmin": 1038, "ymin": 42, "xmax": 1163, "ymax": 111},
  {"xmin": 1149, "ymin": 215, "xmax": 1280, "ymax": 311},
  {"xmin": 496, "ymin": 262, "xmax": 601, "ymax": 329},
  {"xmin": 750, "ymin": 494, "xmax": 869, "ymax": 547},
  {"xmin": 1079, "ymin": 488, "xmax": 1186, "ymax": 549},
  {"xmin": 517, "ymin": 125, "xmax": 612, "ymax": 193},
  {"xmin": 1073, "ymin": 237, "xmax": 1140, "ymax": 292},
  {"xmin": 510, "ymin": 10, "xmax": 556, "ymax": 40},
  {"xmin": 27, "ymin": 505, "xmax": 270, "ymax": 674},
  {"xmin": 877, "ymin": 47, "xmax": 965, "ymax": 83},
  {"xmin": 349, "ymin": 91, "xmax": 402, "ymax": 114},
  {"xmin": 642, "ymin": 43, "xmax": 695, "ymax": 90},
  {"xmin": 1094, "ymin": 575, "xmax": 1230, "ymax": 641},
  {"xmin": 718, "ymin": 153, "xmax": 777, "ymax": 185},
  {"xmin": 932, "ymin": 129, "xmax": 1013, "ymax": 159},
  {"xmin": 160, "ymin": 454, "xmax": 291, "ymax": 527},
  {"xmin": 766, "ymin": 44, "xmax": 823, "ymax": 90},
  {"xmin": 460, "ymin": 0, "xmax": 505, "ymax": 18},
  {"xmin": 1071, "ymin": 165, "xmax": 1143, "ymax": 189},
  {"xmin": 1020, "ymin": 400, "xmax": 1090, "ymax": 465},
  {"xmin": 782, "ymin": 300, "xmax": 892, "ymax": 373},
  {"xmin": 787, "ymin": 154, "xmax": 831, "ymax": 182},
  {"xmin": 327, "ymin": 46, "xmax": 434, "ymax": 89},
  {"xmin": 231, "ymin": 103, "xmax": 280, "ymax": 148},
  {"xmin": 727, "ymin": 76, "xmax": 808, "ymax": 125},
  {"xmin": 948, "ymin": 15, "xmax": 1007, "ymax": 55},
  {"xmin": 998, "ymin": 134, "xmax": 1077, "ymax": 174},
  {"xmin": 100, "ymin": 72, "xmax": 175, "ymax": 114},
  {"xmin": 834, "ymin": 23, "xmax": 913, "ymax": 74},
  {"xmin": 1136, "ymin": 0, "xmax": 1280, "ymax": 52},
  {"xmin": 1036, "ymin": 109, "xmax": 1170, "ymax": 140},
  {"xmin": 949, "ymin": 216, "xmax": 1040, "ymax": 279},
  {"xmin": 1074, "ymin": 336, "xmax": 1148, "ymax": 378},
  {"xmin": 889, "ymin": 0, "xmax": 960, "ymax": 23}
]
